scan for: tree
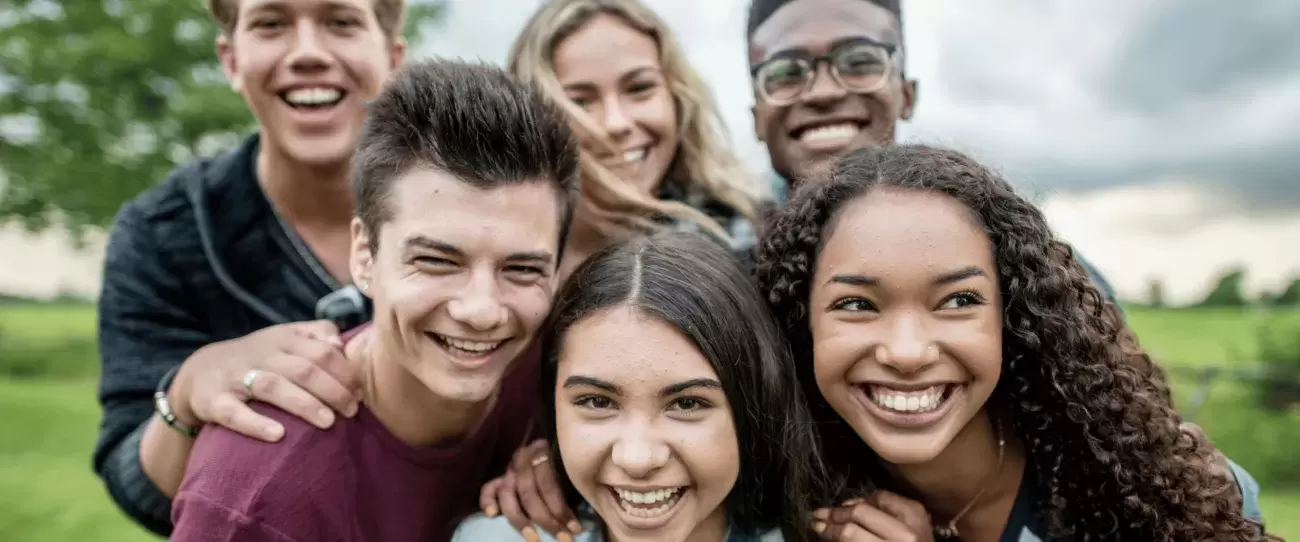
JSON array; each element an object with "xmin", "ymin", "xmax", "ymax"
[
  {"xmin": 1273, "ymin": 278, "xmax": 1300, "ymax": 307},
  {"xmin": 1146, "ymin": 278, "xmax": 1166, "ymax": 308},
  {"xmin": 0, "ymin": 0, "xmax": 444, "ymax": 237},
  {"xmin": 1195, "ymin": 267, "xmax": 1248, "ymax": 307}
]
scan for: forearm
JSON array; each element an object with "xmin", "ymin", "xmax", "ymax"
[
  {"xmin": 141, "ymin": 413, "xmax": 198, "ymax": 498},
  {"xmin": 100, "ymin": 421, "xmax": 179, "ymax": 536}
]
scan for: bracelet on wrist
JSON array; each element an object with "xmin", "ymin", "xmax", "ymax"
[{"xmin": 154, "ymin": 364, "xmax": 200, "ymax": 438}]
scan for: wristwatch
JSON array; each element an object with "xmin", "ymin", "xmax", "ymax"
[{"xmin": 154, "ymin": 364, "xmax": 200, "ymax": 437}]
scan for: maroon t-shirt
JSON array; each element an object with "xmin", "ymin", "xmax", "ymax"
[{"xmin": 171, "ymin": 329, "xmax": 540, "ymax": 542}]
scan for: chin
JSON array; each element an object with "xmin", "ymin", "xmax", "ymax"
[{"xmin": 276, "ymin": 132, "xmax": 358, "ymax": 168}]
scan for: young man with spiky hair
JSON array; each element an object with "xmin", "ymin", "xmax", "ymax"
[{"xmin": 170, "ymin": 58, "xmax": 579, "ymax": 542}]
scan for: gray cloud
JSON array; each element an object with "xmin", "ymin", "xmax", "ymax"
[{"xmin": 415, "ymin": 0, "xmax": 1299, "ymax": 210}]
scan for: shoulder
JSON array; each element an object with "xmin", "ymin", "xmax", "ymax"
[
  {"xmin": 1225, "ymin": 457, "xmax": 1265, "ymax": 523},
  {"xmin": 177, "ymin": 403, "xmax": 357, "ymax": 521},
  {"xmin": 452, "ymin": 515, "xmax": 598, "ymax": 542}
]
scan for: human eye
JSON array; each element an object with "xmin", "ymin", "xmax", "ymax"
[
  {"xmin": 938, "ymin": 290, "xmax": 987, "ymax": 310},
  {"xmin": 667, "ymin": 396, "xmax": 711, "ymax": 412},
  {"xmin": 574, "ymin": 395, "xmax": 615, "ymax": 411},
  {"xmin": 829, "ymin": 297, "xmax": 877, "ymax": 312}
]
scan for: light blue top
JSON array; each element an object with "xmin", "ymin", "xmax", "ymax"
[{"xmin": 452, "ymin": 514, "xmax": 784, "ymax": 542}]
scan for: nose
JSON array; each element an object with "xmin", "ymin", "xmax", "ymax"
[
  {"xmin": 600, "ymin": 98, "xmax": 634, "ymax": 141},
  {"xmin": 801, "ymin": 61, "xmax": 846, "ymax": 106},
  {"xmin": 285, "ymin": 21, "xmax": 332, "ymax": 72},
  {"xmin": 610, "ymin": 421, "xmax": 670, "ymax": 479},
  {"xmin": 876, "ymin": 312, "xmax": 939, "ymax": 374},
  {"xmin": 445, "ymin": 272, "xmax": 508, "ymax": 332}
]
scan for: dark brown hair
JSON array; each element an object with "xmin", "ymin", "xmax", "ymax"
[
  {"xmin": 540, "ymin": 230, "xmax": 825, "ymax": 542},
  {"xmin": 352, "ymin": 58, "xmax": 579, "ymax": 254},
  {"xmin": 755, "ymin": 144, "xmax": 1274, "ymax": 541}
]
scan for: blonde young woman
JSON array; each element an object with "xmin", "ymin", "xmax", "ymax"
[{"xmin": 506, "ymin": 0, "xmax": 764, "ymax": 278}]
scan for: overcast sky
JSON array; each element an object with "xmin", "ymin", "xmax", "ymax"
[
  {"xmin": 406, "ymin": 0, "xmax": 1300, "ymax": 303},
  {"xmin": 3, "ymin": 0, "xmax": 1296, "ymax": 303}
]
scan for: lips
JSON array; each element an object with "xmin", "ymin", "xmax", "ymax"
[
  {"xmin": 279, "ymin": 86, "xmax": 346, "ymax": 108},
  {"xmin": 425, "ymin": 332, "xmax": 508, "ymax": 368},
  {"xmin": 604, "ymin": 485, "xmax": 689, "ymax": 530},
  {"xmin": 853, "ymin": 383, "xmax": 964, "ymax": 429}
]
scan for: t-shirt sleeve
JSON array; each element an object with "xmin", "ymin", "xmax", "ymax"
[
  {"xmin": 172, "ymin": 407, "xmax": 353, "ymax": 542},
  {"xmin": 172, "ymin": 492, "xmax": 303, "ymax": 542}
]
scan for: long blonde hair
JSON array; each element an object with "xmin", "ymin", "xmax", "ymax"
[{"xmin": 507, "ymin": 0, "xmax": 761, "ymax": 243}]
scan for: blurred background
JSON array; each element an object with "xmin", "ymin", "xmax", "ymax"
[{"xmin": 1, "ymin": 0, "xmax": 1297, "ymax": 539}]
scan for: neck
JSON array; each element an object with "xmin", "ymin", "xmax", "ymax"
[
  {"xmin": 257, "ymin": 140, "xmax": 354, "ymax": 228},
  {"xmin": 892, "ymin": 410, "xmax": 1025, "ymax": 531},
  {"xmin": 349, "ymin": 328, "xmax": 495, "ymax": 447}
]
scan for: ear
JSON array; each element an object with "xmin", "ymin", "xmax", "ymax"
[
  {"xmin": 349, "ymin": 217, "xmax": 375, "ymax": 297},
  {"xmin": 217, "ymin": 34, "xmax": 242, "ymax": 93},
  {"xmin": 900, "ymin": 78, "xmax": 918, "ymax": 121},
  {"xmin": 388, "ymin": 37, "xmax": 408, "ymax": 71}
]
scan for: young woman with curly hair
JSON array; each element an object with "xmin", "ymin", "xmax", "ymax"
[{"xmin": 754, "ymin": 144, "xmax": 1275, "ymax": 541}]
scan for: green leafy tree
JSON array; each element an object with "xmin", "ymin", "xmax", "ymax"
[
  {"xmin": 0, "ymin": 0, "xmax": 444, "ymax": 236},
  {"xmin": 1195, "ymin": 267, "xmax": 1248, "ymax": 307}
]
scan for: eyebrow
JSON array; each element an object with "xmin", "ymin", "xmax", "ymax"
[
  {"xmin": 403, "ymin": 234, "xmax": 552, "ymax": 265},
  {"xmin": 561, "ymin": 66, "xmax": 659, "ymax": 92},
  {"xmin": 765, "ymin": 36, "xmax": 893, "ymax": 61},
  {"xmin": 562, "ymin": 376, "xmax": 723, "ymax": 397},
  {"xmin": 827, "ymin": 266, "xmax": 987, "ymax": 287}
]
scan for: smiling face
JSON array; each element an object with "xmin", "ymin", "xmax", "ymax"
[
  {"xmin": 350, "ymin": 167, "xmax": 561, "ymax": 404},
  {"xmin": 808, "ymin": 188, "xmax": 1002, "ymax": 465},
  {"xmin": 218, "ymin": 0, "xmax": 405, "ymax": 168},
  {"xmin": 552, "ymin": 13, "xmax": 678, "ymax": 195},
  {"xmin": 749, "ymin": 0, "xmax": 915, "ymax": 185},
  {"xmin": 555, "ymin": 306, "xmax": 737, "ymax": 542}
]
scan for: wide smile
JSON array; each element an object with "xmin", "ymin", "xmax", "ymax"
[
  {"xmin": 602, "ymin": 145, "xmax": 651, "ymax": 170},
  {"xmin": 424, "ymin": 332, "xmax": 508, "ymax": 369},
  {"xmin": 789, "ymin": 120, "xmax": 868, "ymax": 152},
  {"xmin": 277, "ymin": 85, "xmax": 348, "ymax": 126},
  {"xmin": 852, "ymin": 383, "xmax": 964, "ymax": 429},
  {"xmin": 602, "ymin": 485, "xmax": 689, "ymax": 531}
]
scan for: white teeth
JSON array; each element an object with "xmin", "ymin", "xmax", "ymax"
[
  {"xmin": 798, "ymin": 123, "xmax": 859, "ymax": 143},
  {"xmin": 439, "ymin": 336, "xmax": 503, "ymax": 354},
  {"xmin": 284, "ymin": 87, "xmax": 342, "ymax": 106},
  {"xmin": 622, "ymin": 148, "xmax": 647, "ymax": 163},
  {"xmin": 614, "ymin": 487, "xmax": 683, "ymax": 517},
  {"xmin": 869, "ymin": 385, "xmax": 948, "ymax": 413}
]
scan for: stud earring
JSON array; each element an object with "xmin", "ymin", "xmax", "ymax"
[{"xmin": 359, "ymin": 281, "xmax": 369, "ymax": 291}]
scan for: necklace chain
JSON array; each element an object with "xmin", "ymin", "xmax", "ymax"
[{"xmin": 933, "ymin": 419, "xmax": 1005, "ymax": 539}]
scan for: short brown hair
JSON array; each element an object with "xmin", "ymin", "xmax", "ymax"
[
  {"xmin": 205, "ymin": 0, "xmax": 406, "ymax": 40},
  {"xmin": 352, "ymin": 58, "xmax": 580, "ymax": 255}
]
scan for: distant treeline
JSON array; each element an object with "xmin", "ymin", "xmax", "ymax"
[{"xmin": 1138, "ymin": 269, "xmax": 1300, "ymax": 309}]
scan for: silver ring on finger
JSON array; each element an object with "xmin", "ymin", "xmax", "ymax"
[
  {"xmin": 530, "ymin": 454, "xmax": 549, "ymax": 468},
  {"xmin": 242, "ymin": 369, "xmax": 261, "ymax": 397}
]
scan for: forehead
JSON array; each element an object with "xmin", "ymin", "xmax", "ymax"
[
  {"xmin": 750, "ymin": 0, "xmax": 901, "ymax": 62},
  {"xmin": 817, "ymin": 189, "xmax": 991, "ymax": 277},
  {"xmin": 239, "ymin": 0, "xmax": 370, "ymax": 13},
  {"xmin": 559, "ymin": 307, "xmax": 718, "ymax": 387},
  {"xmin": 384, "ymin": 167, "xmax": 562, "ymax": 255},
  {"xmin": 552, "ymin": 14, "xmax": 660, "ymax": 81}
]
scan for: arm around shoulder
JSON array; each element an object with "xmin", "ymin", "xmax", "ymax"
[{"xmin": 94, "ymin": 199, "xmax": 212, "ymax": 534}]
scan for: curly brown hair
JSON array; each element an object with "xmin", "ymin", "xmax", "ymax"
[{"xmin": 754, "ymin": 144, "xmax": 1275, "ymax": 541}]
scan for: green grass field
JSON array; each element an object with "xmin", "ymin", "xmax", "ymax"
[{"xmin": 0, "ymin": 303, "xmax": 1296, "ymax": 540}]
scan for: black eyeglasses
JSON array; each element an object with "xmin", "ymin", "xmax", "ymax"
[{"xmin": 750, "ymin": 38, "xmax": 899, "ymax": 106}]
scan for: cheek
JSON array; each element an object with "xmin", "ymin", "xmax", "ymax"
[
  {"xmin": 510, "ymin": 286, "xmax": 554, "ymax": 330},
  {"xmin": 677, "ymin": 416, "xmax": 740, "ymax": 495},
  {"xmin": 555, "ymin": 408, "xmax": 609, "ymax": 487},
  {"xmin": 341, "ymin": 44, "xmax": 392, "ymax": 95}
]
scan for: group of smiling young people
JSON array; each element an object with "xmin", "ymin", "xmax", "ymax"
[{"xmin": 91, "ymin": 0, "xmax": 1275, "ymax": 540}]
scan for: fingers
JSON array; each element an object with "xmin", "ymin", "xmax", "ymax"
[
  {"xmin": 206, "ymin": 393, "xmax": 285, "ymax": 442},
  {"xmin": 291, "ymin": 320, "xmax": 343, "ymax": 346},
  {"xmin": 480, "ymin": 476, "xmax": 506, "ymax": 517},
  {"xmin": 819, "ymin": 521, "xmax": 885, "ymax": 542},
  {"xmin": 496, "ymin": 470, "xmax": 528, "ymax": 532},
  {"xmin": 511, "ymin": 443, "xmax": 570, "ymax": 535},
  {"xmin": 813, "ymin": 499, "xmax": 920, "ymax": 542},
  {"xmin": 270, "ymin": 345, "xmax": 360, "ymax": 418},
  {"xmin": 871, "ymin": 490, "xmax": 931, "ymax": 533},
  {"xmin": 532, "ymin": 450, "xmax": 580, "ymax": 533},
  {"xmin": 245, "ymin": 363, "xmax": 336, "ymax": 430}
]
